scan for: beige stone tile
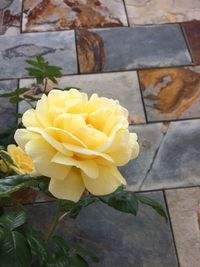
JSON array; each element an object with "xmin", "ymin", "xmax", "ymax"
[
  {"xmin": 125, "ymin": 0, "xmax": 200, "ymax": 25},
  {"xmin": 166, "ymin": 187, "xmax": 200, "ymax": 267}
]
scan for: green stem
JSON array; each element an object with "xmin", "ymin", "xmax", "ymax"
[
  {"xmin": 46, "ymin": 207, "xmax": 60, "ymax": 241},
  {"xmin": 43, "ymin": 78, "xmax": 48, "ymax": 93}
]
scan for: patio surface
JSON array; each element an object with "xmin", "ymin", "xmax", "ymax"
[{"xmin": 0, "ymin": 1, "xmax": 200, "ymax": 266}]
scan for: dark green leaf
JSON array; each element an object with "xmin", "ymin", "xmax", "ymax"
[
  {"xmin": 100, "ymin": 188, "xmax": 138, "ymax": 216},
  {"xmin": 57, "ymin": 199, "xmax": 75, "ymax": 213},
  {"xmin": 0, "ymin": 210, "xmax": 27, "ymax": 230},
  {"xmin": 136, "ymin": 195, "xmax": 168, "ymax": 223},
  {"xmin": 25, "ymin": 227, "xmax": 48, "ymax": 264},
  {"xmin": 0, "ymin": 174, "xmax": 47, "ymax": 197},
  {"xmin": 0, "ymin": 230, "xmax": 32, "ymax": 267},
  {"xmin": 69, "ymin": 195, "xmax": 95, "ymax": 219},
  {"xmin": 68, "ymin": 254, "xmax": 89, "ymax": 267},
  {"xmin": 10, "ymin": 96, "xmax": 24, "ymax": 104}
]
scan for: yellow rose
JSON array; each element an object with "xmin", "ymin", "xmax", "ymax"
[
  {"xmin": 7, "ymin": 144, "xmax": 34, "ymax": 174},
  {"xmin": 15, "ymin": 89, "xmax": 139, "ymax": 202}
]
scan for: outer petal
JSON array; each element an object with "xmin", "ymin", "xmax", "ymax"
[
  {"xmin": 49, "ymin": 168, "xmax": 85, "ymax": 202},
  {"xmin": 82, "ymin": 165, "xmax": 126, "ymax": 196},
  {"xmin": 14, "ymin": 129, "xmax": 40, "ymax": 150},
  {"xmin": 25, "ymin": 138, "xmax": 70, "ymax": 180},
  {"xmin": 22, "ymin": 109, "xmax": 42, "ymax": 128},
  {"xmin": 52, "ymin": 152, "xmax": 99, "ymax": 179}
]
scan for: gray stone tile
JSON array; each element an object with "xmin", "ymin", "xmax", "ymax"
[
  {"xmin": 27, "ymin": 191, "xmax": 179, "ymax": 267},
  {"xmin": 0, "ymin": 79, "xmax": 17, "ymax": 133},
  {"xmin": 0, "ymin": 31, "xmax": 77, "ymax": 79},
  {"xmin": 77, "ymin": 25, "xmax": 192, "ymax": 73},
  {"xmin": 0, "ymin": 0, "xmax": 22, "ymax": 36},
  {"xmin": 120, "ymin": 123, "xmax": 164, "ymax": 191},
  {"xmin": 19, "ymin": 71, "xmax": 146, "ymax": 124},
  {"xmin": 142, "ymin": 119, "xmax": 200, "ymax": 190},
  {"xmin": 124, "ymin": 0, "xmax": 200, "ymax": 26},
  {"xmin": 166, "ymin": 187, "xmax": 200, "ymax": 267}
]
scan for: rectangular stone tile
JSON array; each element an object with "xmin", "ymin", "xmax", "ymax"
[
  {"xmin": 124, "ymin": 0, "xmax": 200, "ymax": 26},
  {"xmin": 166, "ymin": 187, "xmax": 200, "ymax": 267},
  {"xmin": 19, "ymin": 71, "xmax": 146, "ymax": 124},
  {"xmin": 182, "ymin": 20, "xmax": 200, "ymax": 64},
  {"xmin": 22, "ymin": 0, "xmax": 128, "ymax": 33},
  {"xmin": 120, "ymin": 123, "xmax": 165, "ymax": 191},
  {"xmin": 27, "ymin": 192, "xmax": 179, "ymax": 267},
  {"xmin": 0, "ymin": 31, "xmax": 77, "ymax": 79},
  {"xmin": 76, "ymin": 25, "xmax": 191, "ymax": 73},
  {"xmin": 141, "ymin": 119, "xmax": 200, "ymax": 190},
  {"xmin": 0, "ymin": 79, "xmax": 17, "ymax": 133},
  {"xmin": 0, "ymin": 0, "xmax": 21, "ymax": 35},
  {"xmin": 139, "ymin": 66, "xmax": 200, "ymax": 122}
]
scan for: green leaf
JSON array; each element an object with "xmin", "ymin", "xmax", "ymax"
[
  {"xmin": 0, "ymin": 150, "xmax": 15, "ymax": 165},
  {"xmin": 68, "ymin": 254, "xmax": 89, "ymax": 267},
  {"xmin": 69, "ymin": 195, "xmax": 96, "ymax": 219},
  {"xmin": 10, "ymin": 96, "xmax": 24, "ymax": 104},
  {"xmin": 53, "ymin": 87, "xmax": 81, "ymax": 91},
  {"xmin": 0, "ymin": 174, "xmax": 47, "ymax": 197},
  {"xmin": 136, "ymin": 195, "xmax": 168, "ymax": 223},
  {"xmin": 57, "ymin": 199, "xmax": 75, "ymax": 213},
  {"xmin": 25, "ymin": 227, "xmax": 48, "ymax": 264},
  {"xmin": 0, "ymin": 210, "xmax": 27, "ymax": 230},
  {"xmin": 100, "ymin": 187, "xmax": 139, "ymax": 216},
  {"xmin": 0, "ymin": 230, "xmax": 32, "ymax": 267}
]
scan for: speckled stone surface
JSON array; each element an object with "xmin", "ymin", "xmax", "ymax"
[
  {"xmin": 166, "ymin": 187, "xmax": 200, "ymax": 267},
  {"xmin": 0, "ymin": 79, "xmax": 17, "ymax": 132},
  {"xmin": 124, "ymin": 0, "xmax": 200, "ymax": 26},
  {"xmin": 142, "ymin": 119, "xmax": 200, "ymax": 190},
  {"xmin": 182, "ymin": 20, "xmax": 200, "ymax": 64},
  {"xmin": 77, "ymin": 25, "xmax": 192, "ymax": 73},
  {"xmin": 120, "ymin": 123, "xmax": 165, "ymax": 191},
  {"xmin": 27, "ymin": 192, "xmax": 179, "ymax": 267},
  {"xmin": 22, "ymin": 0, "xmax": 128, "ymax": 32},
  {"xmin": 139, "ymin": 66, "xmax": 200, "ymax": 122},
  {"xmin": 0, "ymin": 30, "xmax": 77, "ymax": 79},
  {"xmin": 19, "ymin": 71, "xmax": 146, "ymax": 124},
  {"xmin": 0, "ymin": 0, "xmax": 21, "ymax": 35}
]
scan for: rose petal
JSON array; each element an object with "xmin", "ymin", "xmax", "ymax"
[
  {"xmin": 14, "ymin": 129, "xmax": 40, "ymax": 150},
  {"xmin": 49, "ymin": 168, "xmax": 85, "ymax": 202},
  {"xmin": 25, "ymin": 138, "xmax": 70, "ymax": 180},
  {"xmin": 22, "ymin": 109, "xmax": 42, "ymax": 128},
  {"xmin": 82, "ymin": 165, "xmax": 126, "ymax": 195},
  {"xmin": 52, "ymin": 152, "xmax": 99, "ymax": 179}
]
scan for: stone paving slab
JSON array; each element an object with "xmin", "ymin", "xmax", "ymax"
[
  {"xmin": 124, "ymin": 0, "xmax": 200, "ymax": 26},
  {"xmin": 120, "ymin": 123, "xmax": 164, "ymax": 191},
  {"xmin": 76, "ymin": 25, "xmax": 191, "ymax": 73},
  {"xmin": 22, "ymin": 0, "xmax": 128, "ymax": 32},
  {"xmin": 19, "ymin": 71, "xmax": 146, "ymax": 124},
  {"xmin": 182, "ymin": 20, "xmax": 200, "ymax": 64},
  {"xmin": 0, "ymin": 31, "xmax": 77, "ymax": 79},
  {"xmin": 0, "ymin": 0, "xmax": 22, "ymax": 36},
  {"xmin": 166, "ymin": 187, "xmax": 200, "ymax": 267},
  {"xmin": 139, "ymin": 66, "xmax": 200, "ymax": 122},
  {"xmin": 27, "ymin": 191, "xmax": 179, "ymax": 267},
  {"xmin": 0, "ymin": 79, "xmax": 17, "ymax": 133},
  {"xmin": 141, "ymin": 119, "xmax": 200, "ymax": 190}
]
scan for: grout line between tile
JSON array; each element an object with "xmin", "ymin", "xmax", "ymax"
[
  {"xmin": 163, "ymin": 190, "xmax": 181, "ymax": 267},
  {"xmin": 136, "ymin": 70, "xmax": 148, "ymax": 123},
  {"xmin": 122, "ymin": 0, "xmax": 130, "ymax": 27},
  {"xmin": 138, "ymin": 125, "xmax": 170, "ymax": 190},
  {"xmin": 74, "ymin": 30, "xmax": 80, "ymax": 74},
  {"xmin": 179, "ymin": 22, "xmax": 194, "ymax": 64}
]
